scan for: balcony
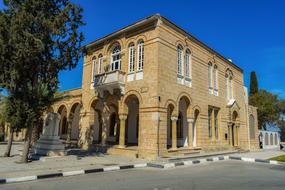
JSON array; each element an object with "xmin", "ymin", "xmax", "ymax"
[{"xmin": 91, "ymin": 70, "xmax": 126, "ymax": 95}]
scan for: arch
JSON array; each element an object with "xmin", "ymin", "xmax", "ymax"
[
  {"xmin": 232, "ymin": 110, "xmax": 239, "ymax": 122},
  {"xmin": 124, "ymin": 94, "xmax": 140, "ymax": 146},
  {"xmin": 175, "ymin": 40, "xmax": 185, "ymax": 48},
  {"xmin": 176, "ymin": 92, "xmax": 192, "ymax": 117},
  {"xmin": 135, "ymin": 34, "xmax": 147, "ymax": 43},
  {"xmin": 122, "ymin": 90, "xmax": 143, "ymax": 108},
  {"xmin": 57, "ymin": 104, "xmax": 68, "ymax": 138},
  {"xmin": 249, "ymin": 114, "xmax": 255, "ymax": 139},
  {"xmin": 193, "ymin": 108, "xmax": 200, "ymax": 147},
  {"xmin": 104, "ymin": 39, "xmax": 124, "ymax": 55},
  {"xmin": 274, "ymin": 133, "xmax": 278, "ymax": 145},
  {"xmin": 164, "ymin": 99, "xmax": 177, "ymax": 112},
  {"xmin": 265, "ymin": 133, "xmax": 269, "ymax": 145},
  {"xmin": 57, "ymin": 104, "xmax": 69, "ymax": 114},
  {"xmin": 166, "ymin": 103, "xmax": 175, "ymax": 148},
  {"xmin": 69, "ymin": 102, "xmax": 81, "ymax": 140},
  {"xmin": 270, "ymin": 133, "xmax": 273, "ymax": 145}
]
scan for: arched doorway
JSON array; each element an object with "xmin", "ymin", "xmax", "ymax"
[
  {"xmin": 177, "ymin": 96, "xmax": 190, "ymax": 147},
  {"xmin": 57, "ymin": 105, "xmax": 68, "ymax": 139},
  {"xmin": 90, "ymin": 100, "xmax": 103, "ymax": 144},
  {"xmin": 167, "ymin": 104, "xmax": 175, "ymax": 148},
  {"xmin": 125, "ymin": 95, "xmax": 140, "ymax": 146},
  {"xmin": 69, "ymin": 103, "xmax": 81, "ymax": 141},
  {"xmin": 193, "ymin": 109, "xmax": 200, "ymax": 147},
  {"xmin": 231, "ymin": 111, "xmax": 239, "ymax": 146}
]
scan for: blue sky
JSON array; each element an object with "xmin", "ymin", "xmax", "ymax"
[{"xmin": 1, "ymin": 0, "xmax": 285, "ymax": 98}]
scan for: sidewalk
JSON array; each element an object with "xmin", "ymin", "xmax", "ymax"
[
  {"xmin": 1, "ymin": 143, "xmax": 284, "ymax": 179},
  {"xmin": 0, "ymin": 143, "xmax": 146, "ymax": 179}
]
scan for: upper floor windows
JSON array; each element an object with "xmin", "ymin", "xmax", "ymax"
[
  {"xmin": 176, "ymin": 45, "xmax": 192, "ymax": 87},
  {"xmin": 213, "ymin": 65, "xmax": 218, "ymax": 96},
  {"xmin": 91, "ymin": 56, "xmax": 96, "ymax": 83},
  {"xmin": 225, "ymin": 69, "xmax": 234, "ymax": 100},
  {"xmin": 208, "ymin": 63, "xmax": 218, "ymax": 96},
  {"xmin": 137, "ymin": 40, "xmax": 144, "ymax": 71},
  {"xmin": 128, "ymin": 43, "xmax": 135, "ymax": 73},
  {"xmin": 208, "ymin": 62, "xmax": 213, "ymax": 92},
  {"xmin": 111, "ymin": 45, "xmax": 121, "ymax": 71},
  {"xmin": 177, "ymin": 45, "xmax": 183, "ymax": 76},
  {"xmin": 185, "ymin": 49, "xmax": 191, "ymax": 79},
  {"xmin": 98, "ymin": 54, "xmax": 103, "ymax": 74}
]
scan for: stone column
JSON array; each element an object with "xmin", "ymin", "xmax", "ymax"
[
  {"xmin": 171, "ymin": 116, "xmax": 178, "ymax": 150},
  {"xmin": 119, "ymin": 114, "xmax": 127, "ymax": 148},
  {"xmin": 187, "ymin": 118, "xmax": 194, "ymax": 148}
]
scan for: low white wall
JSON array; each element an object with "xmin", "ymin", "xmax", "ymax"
[{"xmin": 259, "ymin": 130, "xmax": 280, "ymax": 149}]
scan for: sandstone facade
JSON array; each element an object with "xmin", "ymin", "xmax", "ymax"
[{"xmin": 50, "ymin": 14, "xmax": 259, "ymax": 159}]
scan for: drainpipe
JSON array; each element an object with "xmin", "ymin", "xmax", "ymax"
[{"xmin": 157, "ymin": 96, "xmax": 161, "ymax": 158}]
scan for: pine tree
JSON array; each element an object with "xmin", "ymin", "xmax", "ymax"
[
  {"xmin": 0, "ymin": 0, "xmax": 84, "ymax": 163},
  {"xmin": 250, "ymin": 71, "xmax": 259, "ymax": 96}
]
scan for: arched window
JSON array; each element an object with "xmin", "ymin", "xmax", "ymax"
[
  {"xmin": 208, "ymin": 62, "xmax": 213, "ymax": 93},
  {"xmin": 177, "ymin": 112, "xmax": 183, "ymax": 138},
  {"xmin": 98, "ymin": 54, "xmax": 103, "ymax": 74},
  {"xmin": 128, "ymin": 43, "xmax": 135, "ymax": 73},
  {"xmin": 226, "ymin": 70, "xmax": 233, "ymax": 100},
  {"xmin": 185, "ymin": 49, "xmax": 191, "ymax": 79},
  {"xmin": 111, "ymin": 44, "xmax": 121, "ymax": 71},
  {"xmin": 137, "ymin": 40, "xmax": 144, "ymax": 71},
  {"xmin": 109, "ymin": 113, "xmax": 117, "ymax": 137},
  {"xmin": 249, "ymin": 115, "xmax": 255, "ymax": 139},
  {"xmin": 213, "ymin": 65, "xmax": 218, "ymax": 92},
  {"xmin": 177, "ymin": 45, "xmax": 183, "ymax": 76},
  {"xmin": 91, "ymin": 56, "xmax": 96, "ymax": 82}
]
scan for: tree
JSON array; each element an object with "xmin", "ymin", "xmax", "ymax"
[
  {"xmin": 249, "ymin": 71, "xmax": 258, "ymax": 97},
  {"xmin": 0, "ymin": 0, "xmax": 84, "ymax": 163},
  {"xmin": 249, "ymin": 90, "xmax": 282, "ymax": 129}
]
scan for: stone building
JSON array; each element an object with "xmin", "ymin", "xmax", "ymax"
[{"xmin": 51, "ymin": 14, "xmax": 259, "ymax": 159}]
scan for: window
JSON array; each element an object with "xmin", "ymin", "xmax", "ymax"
[
  {"xmin": 111, "ymin": 45, "xmax": 121, "ymax": 71},
  {"xmin": 137, "ymin": 40, "xmax": 144, "ymax": 71},
  {"xmin": 208, "ymin": 108, "xmax": 213, "ymax": 137},
  {"xmin": 208, "ymin": 63, "xmax": 213, "ymax": 89},
  {"xmin": 229, "ymin": 77, "xmax": 233, "ymax": 99},
  {"xmin": 177, "ymin": 112, "xmax": 183, "ymax": 139},
  {"xmin": 109, "ymin": 113, "xmax": 117, "ymax": 136},
  {"xmin": 128, "ymin": 43, "xmax": 135, "ymax": 73},
  {"xmin": 213, "ymin": 65, "xmax": 218, "ymax": 90},
  {"xmin": 226, "ymin": 71, "xmax": 233, "ymax": 100},
  {"xmin": 98, "ymin": 54, "xmax": 103, "ymax": 74},
  {"xmin": 214, "ymin": 109, "xmax": 219, "ymax": 139},
  {"xmin": 185, "ymin": 49, "xmax": 191, "ymax": 79},
  {"xmin": 177, "ymin": 45, "xmax": 183, "ymax": 76},
  {"xmin": 91, "ymin": 56, "xmax": 96, "ymax": 82}
]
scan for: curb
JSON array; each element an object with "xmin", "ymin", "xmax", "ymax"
[
  {"xmin": 0, "ymin": 156, "xmax": 283, "ymax": 185},
  {"xmin": 0, "ymin": 163, "xmax": 147, "ymax": 185},
  {"xmin": 147, "ymin": 156, "xmax": 283, "ymax": 169},
  {"xmin": 148, "ymin": 156, "xmax": 228, "ymax": 169}
]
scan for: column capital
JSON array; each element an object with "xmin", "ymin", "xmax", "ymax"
[
  {"xmin": 187, "ymin": 117, "xmax": 194, "ymax": 123},
  {"xmin": 119, "ymin": 113, "xmax": 127, "ymax": 120},
  {"xmin": 171, "ymin": 116, "xmax": 178, "ymax": 121}
]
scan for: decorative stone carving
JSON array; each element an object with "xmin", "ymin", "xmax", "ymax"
[{"xmin": 34, "ymin": 112, "xmax": 65, "ymax": 156}]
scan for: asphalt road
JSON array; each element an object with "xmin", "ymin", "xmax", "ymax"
[{"xmin": 2, "ymin": 161, "xmax": 285, "ymax": 190}]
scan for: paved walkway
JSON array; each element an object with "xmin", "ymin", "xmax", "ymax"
[
  {"xmin": 0, "ymin": 143, "xmax": 146, "ymax": 178},
  {"xmin": 232, "ymin": 149, "xmax": 284, "ymax": 159},
  {"xmin": 0, "ymin": 143, "xmax": 284, "ymax": 179}
]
